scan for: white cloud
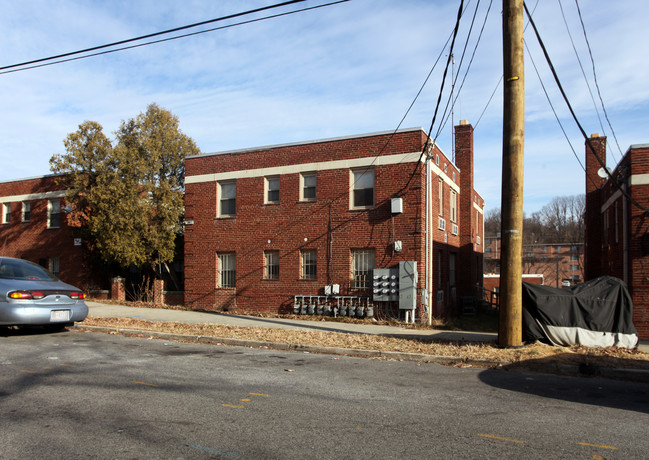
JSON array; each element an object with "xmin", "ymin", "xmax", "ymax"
[{"xmin": 0, "ymin": 0, "xmax": 647, "ymax": 214}]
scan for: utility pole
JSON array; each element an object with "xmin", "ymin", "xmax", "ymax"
[{"xmin": 499, "ymin": 0, "xmax": 525, "ymax": 347}]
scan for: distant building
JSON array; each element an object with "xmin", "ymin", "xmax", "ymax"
[
  {"xmin": 184, "ymin": 123, "xmax": 485, "ymax": 321},
  {"xmin": 584, "ymin": 134, "xmax": 649, "ymax": 339},
  {"xmin": 484, "ymin": 237, "xmax": 584, "ymax": 288}
]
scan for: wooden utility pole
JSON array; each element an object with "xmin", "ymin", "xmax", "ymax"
[{"xmin": 499, "ymin": 0, "xmax": 525, "ymax": 347}]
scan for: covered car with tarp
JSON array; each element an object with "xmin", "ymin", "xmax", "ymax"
[{"xmin": 522, "ymin": 276, "xmax": 638, "ymax": 348}]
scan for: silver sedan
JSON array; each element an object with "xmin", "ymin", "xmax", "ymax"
[{"xmin": 0, "ymin": 257, "xmax": 88, "ymax": 327}]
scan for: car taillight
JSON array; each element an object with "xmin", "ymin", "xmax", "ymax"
[
  {"xmin": 9, "ymin": 291, "xmax": 32, "ymax": 299},
  {"xmin": 8, "ymin": 291, "xmax": 45, "ymax": 299},
  {"xmin": 70, "ymin": 292, "xmax": 86, "ymax": 299}
]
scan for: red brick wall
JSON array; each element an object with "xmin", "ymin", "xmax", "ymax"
[
  {"xmin": 585, "ymin": 141, "xmax": 649, "ymax": 339},
  {"xmin": 628, "ymin": 146, "xmax": 649, "ymax": 338},
  {"xmin": 0, "ymin": 175, "xmax": 93, "ymax": 290},
  {"xmin": 184, "ymin": 128, "xmax": 481, "ymax": 319}
]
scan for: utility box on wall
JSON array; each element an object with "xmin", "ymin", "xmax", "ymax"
[{"xmin": 398, "ymin": 260, "xmax": 417, "ymax": 310}]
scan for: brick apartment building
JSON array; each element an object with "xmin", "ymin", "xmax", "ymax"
[
  {"xmin": 584, "ymin": 134, "xmax": 649, "ymax": 339},
  {"xmin": 184, "ymin": 123, "xmax": 485, "ymax": 322},
  {"xmin": 0, "ymin": 174, "xmax": 94, "ymax": 290},
  {"xmin": 484, "ymin": 238, "xmax": 584, "ymax": 287}
]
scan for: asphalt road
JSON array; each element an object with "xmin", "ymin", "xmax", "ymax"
[{"xmin": 1, "ymin": 328, "xmax": 648, "ymax": 459}]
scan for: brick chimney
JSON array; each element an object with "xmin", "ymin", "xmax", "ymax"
[
  {"xmin": 584, "ymin": 133, "xmax": 607, "ymax": 280},
  {"xmin": 454, "ymin": 121, "xmax": 477, "ymax": 310}
]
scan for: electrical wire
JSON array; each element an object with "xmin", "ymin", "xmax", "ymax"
[
  {"xmin": 523, "ymin": 1, "xmax": 648, "ymax": 214},
  {"xmin": 435, "ymin": 0, "xmax": 482, "ymax": 142},
  {"xmin": 400, "ymin": 0, "xmax": 465, "ymax": 194},
  {"xmin": 573, "ymin": 0, "xmax": 623, "ymax": 157},
  {"xmin": 524, "ymin": 35, "xmax": 599, "ymax": 190},
  {"xmin": 557, "ymin": 0, "xmax": 616, "ymax": 162},
  {"xmin": 439, "ymin": 0, "xmax": 494, "ymax": 139},
  {"xmin": 1, "ymin": 0, "xmax": 348, "ymax": 75}
]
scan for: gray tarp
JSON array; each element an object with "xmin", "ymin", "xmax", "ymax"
[{"xmin": 522, "ymin": 276, "xmax": 638, "ymax": 348}]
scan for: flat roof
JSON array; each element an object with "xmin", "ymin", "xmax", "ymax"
[{"xmin": 192, "ymin": 127, "xmax": 430, "ymax": 159}]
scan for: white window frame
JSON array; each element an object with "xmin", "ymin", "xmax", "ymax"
[
  {"xmin": 438, "ymin": 179, "xmax": 444, "ymax": 216},
  {"xmin": 22, "ymin": 201, "xmax": 30, "ymax": 222},
  {"xmin": 264, "ymin": 250, "xmax": 279, "ymax": 280},
  {"xmin": 2, "ymin": 203, "xmax": 10, "ymax": 224},
  {"xmin": 265, "ymin": 176, "xmax": 280, "ymax": 204},
  {"xmin": 301, "ymin": 249, "xmax": 317, "ymax": 280},
  {"xmin": 350, "ymin": 168, "xmax": 374, "ymax": 209},
  {"xmin": 48, "ymin": 199, "xmax": 61, "ymax": 228},
  {"xmin": 300, "ymin": 173, "xmax": 317, "ymax": 202},
  {"xmin": 351, "ymin": 249, "xmax": 375, "ymax": 290},
  {"xmin": 218, "ymin": 181, "xmax": 236, "ymax": 218},
  {"xmin": 450, "ymin": 190, "xmax": 457, "ymax": 223},
  {"xmin": 217, "ymin": 253, "xmax": 236, "ymax": 288}
]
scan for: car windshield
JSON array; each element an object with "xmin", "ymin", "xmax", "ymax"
[{"xmin": 0, "ymin": 259, "xmax": 57, "ymax": 281}]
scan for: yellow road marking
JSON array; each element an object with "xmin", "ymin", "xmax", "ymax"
[
  {"xmin": 249, "ymin": 393, "xmax": 269, "ymax": 397},
  {"xmin": 19, "ymin": 370, "xmax": 37, "ymax": 373},
  {"xmin": 222, "ymin": 404, "xmax": 245, "ymax": 409},
  {"xmin": 59, "ymin": 363, "xmax": 76, "ymax": 367},
  {"xmin": 241, "ymin": 398, "xmax": 251, "ymax": 402},
  {"xmin": 133, "ymin": 381, "xmax": 160, "ymax": 387},
  {"xmin": 478, "ymin": 434, "xmax": 527, "ymax": 444},
  {"xmin": 578, "ymin": 442, "xmax": 618, "ymax": 450}
]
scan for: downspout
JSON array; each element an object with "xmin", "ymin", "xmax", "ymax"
[
  {"xmin": 623, "ymin": 180, "xmax": 629, "ymax": 285},
  {"xmin": 425, "ymin": 142, "xmax": 433, "ymax": 326}
]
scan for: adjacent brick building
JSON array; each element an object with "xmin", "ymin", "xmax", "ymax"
[
  {"xmin": 184, "ymin": 123, "xmax": 485, "ymax": 322},
  {"xmin": 584, "ymin": 134, "xmax": 649, "ymax": 339},
  {"xmin": 0, "ymin": 174, "xmax": 93, "ymax": 290}
]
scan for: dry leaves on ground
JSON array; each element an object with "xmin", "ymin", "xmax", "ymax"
[{"xmin": 80, "ymin": 315, "xmax": 649, "ymax": 371}]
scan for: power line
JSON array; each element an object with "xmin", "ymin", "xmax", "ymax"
[
  {"xmin": 1, "ymin": 0, "xmax": 348, "ymax": 75},
  {"xmin": 523, "ymin": 1, "xmax": 648, "ymax": 214},
  {"xmin": 400, "ymin": 0, "xmax": 465, "ymax": 194},
  {"xmin": 573, "ymin": 0, "xmax": 623, "ymax": 157},
  {"xmin": 556, "ymin": 0, "xmax": 615, "ymax": 162},
  {"xmin": 439, "ymin": 0, "xmax": 494, "ymax": 140}
]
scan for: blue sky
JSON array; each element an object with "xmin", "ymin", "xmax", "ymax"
[{"xmin": 1, "ymin": 0, "xmax": 647, "ymax": 214}]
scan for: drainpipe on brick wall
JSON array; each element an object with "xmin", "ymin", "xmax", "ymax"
[
  {"xmin": 623, "ymin": 181, "xmax": 629, "ymax": 285},
  {"xmin": 425, "ymin": 141, "xmax": 434, "ymax": 326}
]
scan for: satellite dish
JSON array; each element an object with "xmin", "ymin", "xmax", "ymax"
[{"xmin": 597, "ymin": 167, "xmax": 612, "ymax": 178}]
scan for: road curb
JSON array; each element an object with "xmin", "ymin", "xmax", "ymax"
[{"xmin": 73, "ymin": 325, "xmax": 649, "ymax": 383}]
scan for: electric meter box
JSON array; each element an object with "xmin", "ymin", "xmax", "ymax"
[
  {"xmin": 372, "ymin": 268, "xmax": 399, "ymax": 302},
  {"xmin": 398, "ymin": 260, "xmax": 417, "ymax": 310}
]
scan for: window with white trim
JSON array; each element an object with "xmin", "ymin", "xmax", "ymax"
[
  {"xmin": 265, "ymin": 176, "xmax": 280, "ymax": 204},
  {"xmin": 217, "ymin": 253, "xmax": 236, "ymax": 288},
  {"xmin": 351, "ymin": 168, "xmax": 374, "ymax": 209},
  {"xmin": 22, "ymin": 201, "xmax": 30, "ymax": 222},
  {"xmin": 351, "ymin": 249, "xmax": 375, "ymax": 290},
  {"xmin": 450, "ymin": 190, "xmax": 457, "ymax": 223},
  {"xmin": 301, "ymin": 250, "xmax": 317, "ymax": 280},
  {"xmin": 301, "ymin": 173, "xmax": 316, "ymax": 201},
  {"xmin": 48, "ymin": 200, "xmax": 61, "ymax": 228},
  {"xmin": 264, "ymin": 251, "xmax": 279, "ymax": 280},
  {"xmin": 438, "ymin": 179, "xmax": 444, "ymax": 216},
  {"xmin": 219, "ymin": 182, "xmax": 236, "ymax": 217},
  {"xmin": 2, "ymin": 203, "xmax": 10, "ymax": 224}
]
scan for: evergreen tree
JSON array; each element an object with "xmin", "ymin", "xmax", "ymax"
[{"xmin": 50, "ymin": 103, "xmax": 200, "ymax": 274}]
